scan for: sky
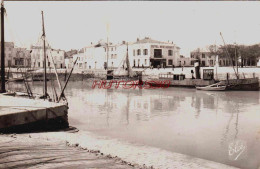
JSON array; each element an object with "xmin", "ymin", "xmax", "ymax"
[{"xmin": 3, "ymin": 1, "xmax": 260, "ymax": 57}]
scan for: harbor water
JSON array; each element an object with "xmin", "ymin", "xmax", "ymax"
[{"xmin": 6, "ymin": 80, "xmax": 260, "ymax": 169}]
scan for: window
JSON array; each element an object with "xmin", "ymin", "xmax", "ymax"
[
  {"xmin": 137, "ymin": 49, "xmax": 141, "ymax": 55},
  {"xmin": 154, "ymin": 49, "xmax": 162, "ymax": 58},
  {"xmin": 210, "ymin": 60, "xmax": 213, "ymax": 65},
  {"xmin": 133, "ymin": 50, "xmax": 135, "ymax": 56},
  {"xmin": 111, "ymin": 54, "xmax": 113, "ymax": 59},
  {"xmin": 145, "ymin": 59, "xmax": 147, "ymax": 65},
  {"xmin": 202, "ymin": 53, "xmax": 205, "ymax": 58},
  {"xmin": 143, "ymin": 49, "xmax": 148, "ymax": 55},
  {"xmin": 48, "ymin": 62, "xmax": 50, "ymax": 67},
  {"xmin": 168, "ymin": 50, "xmax": 173, "ymax": 56},
  {"xmin": 114, "ymin": 54, "xmax": 117, "ymax": 59},
  {"xmin": 111, "ymin": 48, "xmax": 113, "ymax": 51},
  {"xmin": 168, "ymin": 59, "xmax": 173, "ymax": 65},
  {"xmin": 7, "ymin": 60, "xmax": 11, "ymax": 67}
]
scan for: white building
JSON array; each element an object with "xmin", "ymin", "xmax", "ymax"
[
  {"xmin": 129, "ymin": 37, "xmax": 180, "ymax": 68},
  {"xmin": 72, "ymin": 37, "xmax": 180, "ymax": 70},
  {"xmin": 31, "ymin": 43, "xmax": 65, "ymax": 69},
  {"xmin": 73, "ymin": 40, "xmax": 127, "ymax": 70}
]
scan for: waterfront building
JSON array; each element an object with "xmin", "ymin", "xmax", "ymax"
[
  {"xmin": 190, "ymin": 47, "xmax": 232, "ymax": 67},
  {"xmin": 0, "ymin": 42, "xmax": 31, "ymax": 68},
  {"xmin": 31, "ymin": 43, "xmax": 65, "ymax": 69},
  {"xmin": 72, "ymin": 37, "xmax": 180, "ymax": 70},
  {"xmin": 129, "ymin": 37, "xmax": 180, "ymax": 68},
  {"xmin": 177, "ymin": 55, "xmax": 196, "ymax": 67},
  {"xmin": 73, "ymin": 40, "xmax": 127, "ymax": 70}
]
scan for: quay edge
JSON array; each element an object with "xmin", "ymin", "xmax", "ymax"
[{"xmin": 0, "ymin": 94, "xmax": 69, "ymax": 133}]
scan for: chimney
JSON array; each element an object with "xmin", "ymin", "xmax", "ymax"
[{"xmin": 122, "ymin": 41, "xmax": 126, "ymax": 44}]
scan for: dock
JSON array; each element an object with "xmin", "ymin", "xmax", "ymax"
[{"xmin": 0, "ymin": 94, "xmax": 69, "ymax": 132}]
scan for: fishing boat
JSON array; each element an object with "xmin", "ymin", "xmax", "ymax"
[
  {"xmin": 218, "ymin": 32, "xmax": 259, "ymax": 91},
  {"xmin": 105, "ymin": 42, "xmax": 141, "ymax": 85},
  {"xmin": 196, "ymin": 83, "xmax": 226, "ymax": 91}
]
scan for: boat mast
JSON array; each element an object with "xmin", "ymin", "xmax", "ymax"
[
  {"xmin": 234, "ymin": 43, "xmax": 238, "ymax": 76},
  {"xmin": 215, "ymin": 42, "xmax": 218, "ymax": 79},
  {"xmin": 106, "ymin": 23, "xmax": 109, "ymax": 70},
  {"xmin": 0, "ymin": 1, "xmax": 6, "ymax": 93},
  {"xmin": 126, "ymin": 42, "xmax": 130, "ymax": 77},
  {"xmin": 41, "ymin": 11, "xmax": 47, "ymax": 98},
  {"xmin": 106, "ymin": 36, "xmax": 109, "ymax": 70},
  {"xmin": 220, "ymin": 32, "xmax": 239, "ymax": 79}
]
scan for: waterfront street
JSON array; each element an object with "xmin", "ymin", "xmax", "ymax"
[{"xmin": 6, "ymin": 81, "xmax": 260, "ymax": 169}]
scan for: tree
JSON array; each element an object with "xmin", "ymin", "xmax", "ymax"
[{"xmin": 209, "ymin": 44, "xmax": 260, "ymax": 67}]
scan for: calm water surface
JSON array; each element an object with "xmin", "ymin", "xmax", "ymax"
[{"xmin": 7, "ymin": 81, "xmax": 260, "ymax": 169}]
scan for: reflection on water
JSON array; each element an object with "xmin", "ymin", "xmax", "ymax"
[{"xmin": 6, "ymin": 81, "xmax": 260, "ymax": 169}]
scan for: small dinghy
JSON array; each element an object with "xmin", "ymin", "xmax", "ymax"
[{"xmin": 196, "ymin": 83, "xmax": 226, "ymax": 91}]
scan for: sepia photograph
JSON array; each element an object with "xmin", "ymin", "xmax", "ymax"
[{"xmin": 0, "ymin": 0, "xmax": 260, "ymax": 168}]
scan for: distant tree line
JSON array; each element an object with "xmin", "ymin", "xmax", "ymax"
[{"xmin": 208, "ymin": 44, "xmax": 260, "ymax": 67}]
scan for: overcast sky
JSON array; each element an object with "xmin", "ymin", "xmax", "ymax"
[{"xmin": 4, "ymin": 1, "xmax": 260, "ymax": 57}]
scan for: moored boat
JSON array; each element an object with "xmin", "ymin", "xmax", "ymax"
[{"xmin": 196, "ymin": 83, "xmax": 226, "ymax": 91}]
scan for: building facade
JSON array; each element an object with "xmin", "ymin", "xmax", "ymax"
[
  {"xmin": 72, "ymin": 37, "xmax": 181, "ymax": 70},
  {"xmin": 73, "ymin": 40, "xmax": 127, "ymax": 70},
  {"xmin": 0, "ymin": 42, "xmax": 31, "ymax": 68},
  {"xmin": 129, "ymin": 37, "xmax": 180, "ymax": 68},
  {"xmin": 190, "ymin": 47, "xmax": 232, "ymax": 67},
  {"xmin": 31, "ymin": 43, "xmax": 65, "ymax": 69}
]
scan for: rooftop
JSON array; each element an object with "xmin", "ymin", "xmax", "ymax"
[{"xmin": 134, "ymin": 37, "xmax": 174, "ymax": 45}]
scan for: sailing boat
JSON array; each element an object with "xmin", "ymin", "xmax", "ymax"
[
  {"xmin": 109, "ymin": 43, "xmax": 140, "ymax": 82},
  {"xmin": 198, "ymin": 33, "xmax": 259, "ymax": 91},
  {"xmin": 218, "ymin": 32, "xmax": 259, "ymax": 91}
]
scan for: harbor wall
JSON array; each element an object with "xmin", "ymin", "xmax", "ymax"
[
  {"xmin": 0, "ymin": 94, "xmax": 69, "ymax": 132},
  {"xmin": 4, "ymin": 67, "xmax": 260, "ymax": 82}
]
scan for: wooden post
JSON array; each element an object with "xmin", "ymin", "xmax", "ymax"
[{"xmin": 226, "ymin": 73, "xmax": 229, "ymax": 85}]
